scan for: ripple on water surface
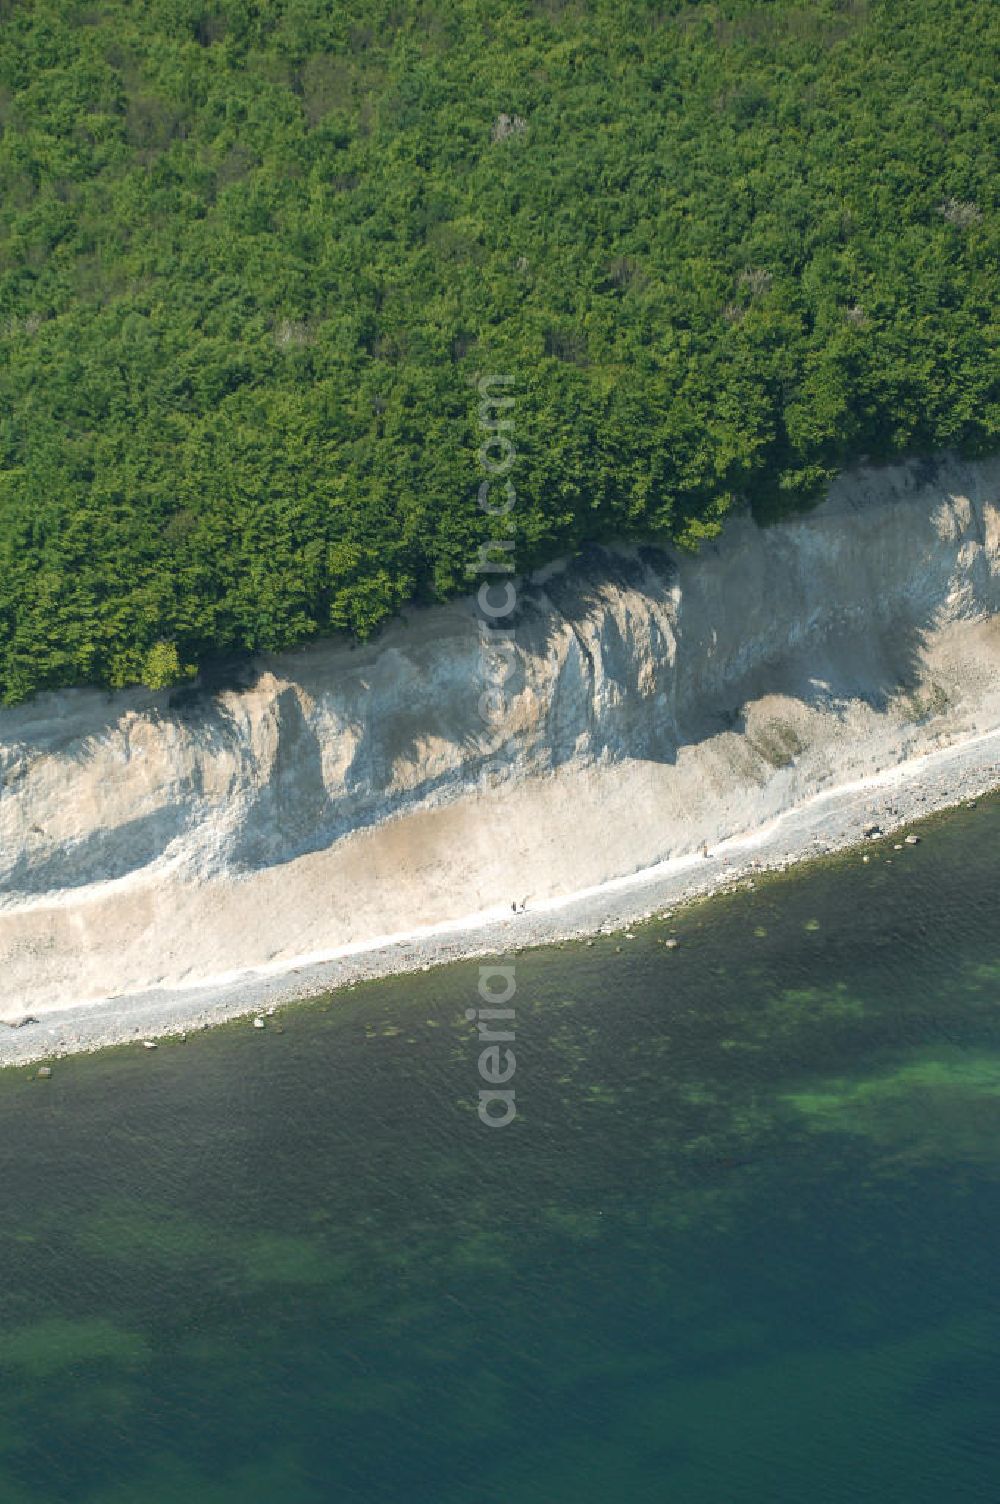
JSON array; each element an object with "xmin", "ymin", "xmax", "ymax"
[{"xmin": 1, "ymin": 797, "xmax": 999, "ymax": 1502}]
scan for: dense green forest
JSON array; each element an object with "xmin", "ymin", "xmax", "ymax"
[{"xmin": 0, "ymin": 0, "xmax": 997, "ymax": 702}]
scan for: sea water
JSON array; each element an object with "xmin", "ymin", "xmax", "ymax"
[{"xmin": 1, "ymin": 796, "xmax": 999, "ymax": 1502}]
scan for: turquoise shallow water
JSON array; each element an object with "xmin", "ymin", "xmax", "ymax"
[{"xmin": 2, "ymin": 797, "xmax": 1000, "ymax": 1502}]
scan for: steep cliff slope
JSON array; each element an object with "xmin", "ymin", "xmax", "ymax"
[{"xmin": 1, "ymin": 454, "xmax": 999, "ymax": 1026}]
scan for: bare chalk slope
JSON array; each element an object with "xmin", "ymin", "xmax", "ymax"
[{"xmin": 1, "ymin": 453, "xmax": 999, "ymax": 1034}]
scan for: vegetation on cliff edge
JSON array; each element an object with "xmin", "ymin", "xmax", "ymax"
[{"xmin": 0, "ymin": 0, "xmax": 997, "ymax": 701}]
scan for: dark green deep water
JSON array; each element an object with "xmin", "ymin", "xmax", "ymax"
[{"xmin": 2, "ymin": 800, "xmax": 1000, "ymax": 1503}]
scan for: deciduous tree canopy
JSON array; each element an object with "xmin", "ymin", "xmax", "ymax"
[{"xmin": 0, "ymin": 0, "xmax": 996, "ymax": 701}]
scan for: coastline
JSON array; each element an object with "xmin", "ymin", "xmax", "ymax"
[
  {"xmin": 3, "ymin": 453, "xmax": 999, "ymax": 1066},
  {"xmin": 3, "ymin": 723, "xmax": 998, "ymax": 1069}
]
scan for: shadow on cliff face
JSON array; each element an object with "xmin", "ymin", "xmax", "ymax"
[
  {"xmin": 0, "ymin": 561, "xmax": 944, "ymax": 894},
  {"xmin": 226, "ymin": 687, "xmax": 509, "ymax": 874},
  {"xmin": 522, "ymin": 540, "xmax": 931, "ymax": 760},
  {"xmin": 229, "ymin": 687, "xmax": 337, "ymax": 870},
  {"xmin": 1, "ymin": 461, "xmax": 994, "ymax": 895},
  {"xmin": 1, "ymin": 809, "xmax": 193, "ymax": 896}
]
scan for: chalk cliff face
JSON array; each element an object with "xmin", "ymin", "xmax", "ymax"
[{"xmin": 1, "ymin": 453, "xmax": 999, "ymax": 1016}]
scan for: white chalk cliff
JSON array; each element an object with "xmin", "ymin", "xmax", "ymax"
[{"xmin": 1, "ymin": 453, "xmax": 999, "ymax": 1020}]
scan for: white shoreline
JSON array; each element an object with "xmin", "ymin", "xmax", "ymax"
[{"xmin": 3, "ymin": 724, "xmax": 998, "ymax": 1069}]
